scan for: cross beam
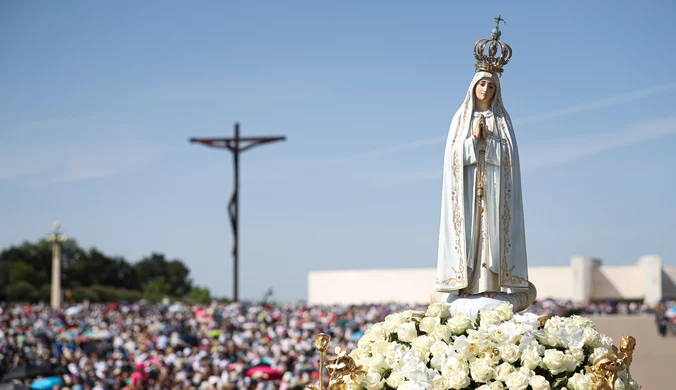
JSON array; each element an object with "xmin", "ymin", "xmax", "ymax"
[{"xmin": 190, "ymin": 122, "xmax": 286, "ymax": 301}]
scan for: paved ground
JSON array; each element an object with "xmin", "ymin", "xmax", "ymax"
[{"xmin": 587, "ymin": 315, "xmax": 674, "ymax": 389}]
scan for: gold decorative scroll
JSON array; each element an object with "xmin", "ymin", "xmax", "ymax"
[{"xmin": 585, "ymin": 335, "xmax": 640, "ymax": 390}]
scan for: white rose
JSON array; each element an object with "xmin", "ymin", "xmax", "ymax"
[
  {"xmin": 529, "ymin": 375, "xmax": 551, "ymax": 390},
  {"xmin": 357, "ymin": 333, "xmax": 376, "ymax": 349},
  {"xmin": 386, "ymin": 371, "xmax": 404, "ymax": 388},
  {"xmin": 599, "ymin": 334, "xmax": 613, "ymax": 349},
  {"xmin": 494, "ymin": 303, "xmax": 514, "ymax": 321},
  {"xmin": 447, "ymin": 313, "xmax": 473, "ymax": 334},
  {"xmin": 419, "ymin": 316, "xmax": 440, "ymax": 335},
  {"xmin": 476, "ymin": 386, "xmax": 492, "ymax": 390},
  {"xmin": 412, "ymin": 335, "xmax": 433, "ymax": 360},
  {"xmin": 362, "ymin": 372, "xmax": 384, "ymax": 390},
  {"xmin": 520, "ymin": 347, "xmax": 542, "ymax": 370},
  {"xmin": 367, "ymin": 354, "xmax": 388, "ymax": 374},
  {"xmin": 513, "ymin": 312, "xmax": 540, "ymax": 329},
  {"xmin": 540, "ymin": 327, "xmax": 562, "ymax": 348},
  {"xmin": 562, "ymin": 354, "xmax": 578, "ymax": 373},
  {"xmin": 431, "ymin": 375, "xmax": 450, "ymax": 390},
  {"xmin": 542, "ymin": 349, "xmax": 567, "ymax": 375},
  {"xmin": 567, "ymin": 315, "xmax": 594, "ymax": 329},
  {"xmin": 567, "ymin": 372, "xmax": 593, "ymax": 390},
  {"xmin": 544, "ymin": 316, "xmax": 563, "ymax": 329},
  {"xmin": 447, "ymin": 369, "xmax": 471, "ymax": 389},
  {"xmin": 432, "ymin": 323, "xmax": 452, "ymax": 342},
  {"xmin": 426, "ymin": 302, "xmax": 450, "ymax": 319},
  {"xmin": 369, "ymin": 339, "xmax": 390, "ymax": 356},
  {"xmin": 470, "ymin": 358, "xmax": 495, "ymax": 383},
  {"xmin": 444, "ymin": 355, "xmax": 470, "ymax": 372},
  {"xmin": 367, "ymin": 322, "xmax": 386, "ymax": 339},
  {"xmin": 583, "ymin": 327, "xmax": 601, "ymax": 347},
  {"xmin": 560, "ymin": 326, "xmax": 585, "ymax": 349},
  {"xmin": 348, "ymin": 348, "xmax": 364, "ymax": 360},
  {"xmin": 397, "ymin": 322, "xmax": 418, "ymax": 343},
  {"xmin": 505, "ymin": 370, "xmax": 529, "ymax": 390},
  {"xmin": 498, "ymin": 321, "xmax": 524, "ymax": 343},
  {"xmin": 452, "ymin": 336, "xmax": 475, "ymax": 359},
  {"xmin": 480, "ymin": 309, "xmax": 501, "ymax": 326},
  {"xmin": 566, "ymin": 347, "xmax": 585, "ymax": 364},
  {"xmin": 430, "ymin": 340, "xmax": 451, "ymax": 357},
  {"xmin": 494, "ymin": 362, "xmax": 515, "ymax": 382},
  {"xmin": 429, "ymin": 354, "xmax": 443, "ymax": 370},
  {"xmin": 499, "ymin": 343, "xmax": 520, "ymax": 363},
  {"xmin": 349, "ymin": 349, "xmax": 369, "ymax": 369},
  {"xmin": 488, "ymin": 380, "xmax": 505, "ymax": 389},
  {"xmin": 517, "ymin": 366, "xmax": 533, "ymax": 378},
  {"xmin": 384, "ymin": 312, "xmax": 407, "ymax": 332}
]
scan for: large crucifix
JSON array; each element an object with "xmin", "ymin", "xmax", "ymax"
[{"xmin": 190, "ymin": 123, "xmax": 286, "ymax": 302}]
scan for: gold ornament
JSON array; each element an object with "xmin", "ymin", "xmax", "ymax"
[
  {"xmin": 314, "ymin": 333, "xmax": 331, "ymax": 353},
  {"xmin": 307, "ymin": 335, "xmax": 365, "ymax": 390},
  {"xmin": 585, "ymin": 335, "xmax": 641, "ymax": 390},
  {"xmin": 473, "ymin": 14, "xmax": 512, "ymax": 76}
]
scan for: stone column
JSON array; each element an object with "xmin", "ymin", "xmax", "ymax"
[
  {"xmin": 46, "ymin": 221, "xmax": 67, "ymax": 310},
  {"xmin": 51, "ymin": 241, "xmax": 61, "ymax": 310}
]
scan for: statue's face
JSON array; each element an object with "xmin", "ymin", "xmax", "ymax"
[{"xmin": 474, "ymin": 78, "xmax": 496, "ymax": 105}]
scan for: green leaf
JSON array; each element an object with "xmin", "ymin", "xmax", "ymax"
[
  {"xmin": 382, "ymin": 368, "xmax": 392, "ymax": 379},
  {"xmin": 553, "ymin": 376, "xmax": 568, "ymax": 388}
]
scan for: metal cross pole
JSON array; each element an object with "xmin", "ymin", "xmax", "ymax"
[{"xmin": 189, "ymin": 123, "xmax": 286, "ymax": 302}]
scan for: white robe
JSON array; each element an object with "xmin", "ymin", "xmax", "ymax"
[
  {"xmin": 463, "ymin": 110, "xmax": 502, "ymax": 294},
  {"xmin": 436, "ymin": 71, "xmax": 529, "ymax": 294}
]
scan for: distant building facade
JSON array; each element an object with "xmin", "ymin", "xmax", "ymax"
[{"xmin": 308, "ymin": 255, "xmax": 676, "ymax": 306}]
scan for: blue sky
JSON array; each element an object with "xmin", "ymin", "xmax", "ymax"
[{"xmin": 1, "ymin": 1, "xmax": 675, "ymax": 301}]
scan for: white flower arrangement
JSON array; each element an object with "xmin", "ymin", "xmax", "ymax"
[{"xmin": 344, "ymin": 303, "xmax": 640, "ymax": 390}]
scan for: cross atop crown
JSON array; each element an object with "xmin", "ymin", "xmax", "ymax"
[{"xmin": 473, "ymin": 14, "xmax": 512, "ymax": 76}]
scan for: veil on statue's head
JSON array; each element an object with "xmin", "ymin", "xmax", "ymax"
[
  {"xmin": 449, "ymin": 71, "xmax": 511, "ymax": 145},
  {"xmin": 463, "ymin": 70, "xmax": 503, "ymax": 114}
]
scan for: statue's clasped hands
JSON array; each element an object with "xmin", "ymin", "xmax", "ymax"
[{"xmin": 473, "ymin": 114, "xmax": 489, "ymax": 140}]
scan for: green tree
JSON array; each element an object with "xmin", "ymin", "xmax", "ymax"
[
  {"xmin": 165, "ymin": 260, "xmax": 192, "ymax": 296},
  {"xmin": 0, "ymin": 238, "xmax": 195, "ymax": 302},
  {"xmin": 5, "ymin": 281, "xmax": 38, "ymax": 302},
  {"xmin": 7, "ymin": 261, "xmax": 40, "ymax": 285},
  {"xmin": 135, "ymin": 253, "xmax": 193, "ymax": 296},
  {"xmin": 187, "ymin": 286, "xmax": 211, "ymax": 304},
  {"xmin": 142, "ymin": 276, "xmax": 171, "ymax": 303},
  {"xmin": 67, "ymin": 249, "xmax": 140, "ymax": 290}
]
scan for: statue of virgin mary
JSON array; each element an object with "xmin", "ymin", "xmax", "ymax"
[{"xmin": 435, "ymin": 19, "xmax": 529, "ymax": 298}]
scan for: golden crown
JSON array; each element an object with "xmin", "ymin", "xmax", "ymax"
[{"xmin": 473, "ymin": 14, "xmax": 512, "ymax": 76}]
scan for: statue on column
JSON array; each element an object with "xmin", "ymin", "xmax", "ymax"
[{"xmin": 433, "ymin": 15, "xmax": 536, "ymax": 316}]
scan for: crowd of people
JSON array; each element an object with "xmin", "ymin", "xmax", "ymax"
[
  {"xmin": 526, "ymin": 298, "xmax": 654, "ymax": 317},
  {"xmin": 0, "ymin": 298, "xmax": 670, "ymax": 390}
]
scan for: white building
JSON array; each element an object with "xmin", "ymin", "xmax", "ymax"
[{"xmin": 308, "ymin": 255, "xmax": 676, "ymax": 306}]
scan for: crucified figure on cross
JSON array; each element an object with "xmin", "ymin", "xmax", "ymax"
[{"xmin": 190, "ymin": 123, "xmax": 286, "ymax": 301}]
